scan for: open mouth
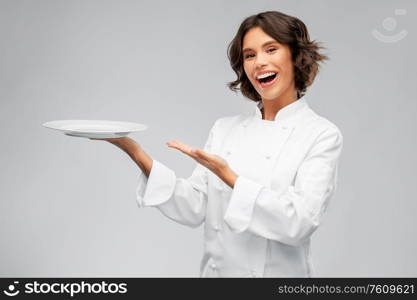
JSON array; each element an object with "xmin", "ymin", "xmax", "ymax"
[{"xmin": 256, "ymin": 73, "xmax": 278, "ymax": 88}]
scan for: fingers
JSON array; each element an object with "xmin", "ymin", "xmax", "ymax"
[
  {"xmin": 167, "ymin": 140, "xmax": 217, "ymax": 163},
  {"xmin": 89, "ymin": 138, "xmax": 111, "ymax": 141},
  {"xmin": 166, "ymin": 140, "xmax": 195, "ymax": 155},
  {"xmin": 89, "ymin": 137, "xmax": 121, "ymax": 142},
  {"xmin": 166, "ymin": 140, "xmax": 220, "ymax": 171}
]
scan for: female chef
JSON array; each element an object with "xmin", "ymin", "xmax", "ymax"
[{"xmin": 91, "ymin": 10, "xmax": 343, "ymax": 277}]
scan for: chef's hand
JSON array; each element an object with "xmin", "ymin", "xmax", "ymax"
[
  {"xmin": 89, "ymin": 136, "xmax": 142, "ymax": 157},
  {"xmin": 89, "ymin": 136, "xmax": 136, "ymax": 148},
  {"xmin": 166, "ymin": 140, "xmax": 238, "ymax": 188}
]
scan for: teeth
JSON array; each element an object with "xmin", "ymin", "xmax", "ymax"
[{"xmin": 256, "ymin": 72, "xmax": 276, "ymax": 79}]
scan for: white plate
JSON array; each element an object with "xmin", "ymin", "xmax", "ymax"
[{"xmin": 42, "ymin": 120, "xmax": 147, "ymax": 138}]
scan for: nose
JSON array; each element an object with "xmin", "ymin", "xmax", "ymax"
[{"xmin": 253, "ymin": 52, "xmax": 268, "ymax": 69}]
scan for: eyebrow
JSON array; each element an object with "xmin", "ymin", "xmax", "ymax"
[{"xmin": 242, "ymin": 40, "xmax": 278, "ymax": 53}]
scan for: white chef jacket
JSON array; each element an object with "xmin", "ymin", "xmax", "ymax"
[{"xmin": 135, "ymin": 95, "xmax": 343, "ymax": 277}]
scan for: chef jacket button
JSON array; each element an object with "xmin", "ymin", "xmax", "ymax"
[
  {"xmin": 265, "ymin": 155, "xmax": 271, "ymax": 160},
  {"xmin": 210, "ymin": 263, "xmax": 217, "ymax": 269},
  {"xmin": 214, "ymin": 225, "xmax": 220, "ymax": 232},
  {"xmin": 226, "ymin": 150, "xmax": 231, "ymax": 156}
]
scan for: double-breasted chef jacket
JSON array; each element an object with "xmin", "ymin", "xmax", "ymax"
[{"xmin": 136, "ymin": 96, "xmax": 343, "ymax": 277}]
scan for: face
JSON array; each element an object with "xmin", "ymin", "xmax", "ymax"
[{"xmin": 242, "ymin": 27, "xmax": 296, "ymax": 101}]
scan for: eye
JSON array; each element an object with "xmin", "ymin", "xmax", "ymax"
[{"xmin": 244, "ymin": 48, "xmax": 277, "ymax": 59}]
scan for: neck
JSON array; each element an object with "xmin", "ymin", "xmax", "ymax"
[{"xmin": 261, "ymin": 88, "xmax": 298, "ymax": 121}]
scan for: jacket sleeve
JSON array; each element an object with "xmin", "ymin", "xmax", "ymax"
[
  {"xmin": 223, "ymin": 126, "xmax": 343, "ymax": 246},
  {"xmin": 135, "ymin": 121, "xmax": 217, "ymax": 228}
]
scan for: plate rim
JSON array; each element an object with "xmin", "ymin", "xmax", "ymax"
[{"xmin": 43, "ymin": 119, "xmax": 147, "ymax": 133}]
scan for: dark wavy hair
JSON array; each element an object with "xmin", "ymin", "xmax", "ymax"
[{"xmin": 226, "ymin": 11, "xmax": 328, "ymax": 102}]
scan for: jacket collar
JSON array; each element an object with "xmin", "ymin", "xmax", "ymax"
[{"xmin": 253, "ymin": 95, "xmax": 308, "ymax": 124}]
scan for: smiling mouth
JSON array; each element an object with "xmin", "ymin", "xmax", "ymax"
[{"xmin": 256, "ymin": 73, "xmax": 278, "ymax": 88}]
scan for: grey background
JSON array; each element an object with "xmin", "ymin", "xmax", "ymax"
[{"xmin": 0, "ymin": 0, "xmax": 416, "ymax": 277}]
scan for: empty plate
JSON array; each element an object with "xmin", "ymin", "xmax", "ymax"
[{"xmin": 42, "ymin": 120, "xmax": 147, "ymax": 138}]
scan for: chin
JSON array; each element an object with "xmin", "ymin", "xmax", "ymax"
[{"xmin": 260, "ymin": 88, "xmax": 284, "ymax": 101}]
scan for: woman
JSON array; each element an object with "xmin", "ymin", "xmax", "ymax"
[{"xmin": 91, "ymin": 11, "xmax": 343, "ymax": 277}]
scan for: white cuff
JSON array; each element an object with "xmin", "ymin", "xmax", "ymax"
[
  {"xmin": 135, "ymin": 170, "xmax": 148, "ymax": 206},
  {"xmin": 135, "ymin": 159, "xmax": 176, "ymax": 207},
  {"xmin": 223, "ymin": 176, "xmax": 263, "ymax": 233}
]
